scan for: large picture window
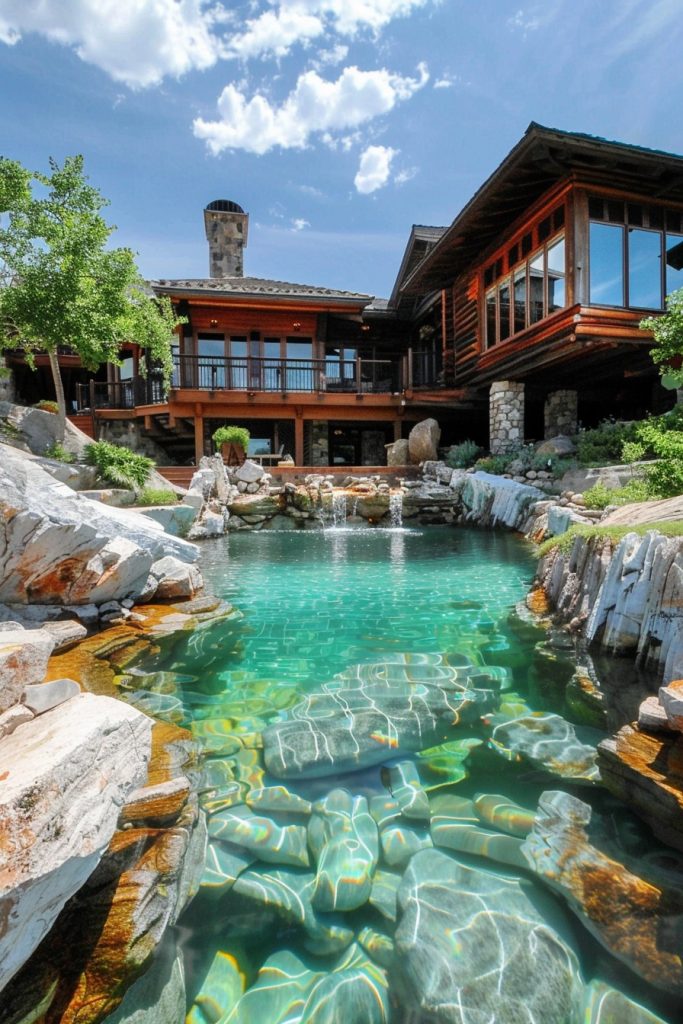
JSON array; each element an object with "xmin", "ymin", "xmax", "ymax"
[
  {"xmin": 589, "ymin": 198, "xmax": 683, "ymax": 309},
  {"xmin": 485, "ymin": 230, "xmax": 566, "ymax": 347}
]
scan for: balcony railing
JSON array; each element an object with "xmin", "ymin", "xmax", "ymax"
[
  {"xmin": 171, "ymin": 355, "xmax": 401, "ymax": 394},
  {"xmin": 77, "ymin": 355, "xmax": 406, "ymax": 410}
]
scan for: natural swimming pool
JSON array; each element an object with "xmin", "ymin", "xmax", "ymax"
[{"xmin": 129, "ymin": 525, "xmax": 683, "ymax": 1023}]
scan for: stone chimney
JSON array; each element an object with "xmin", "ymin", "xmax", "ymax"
[{"xmin": 203, "ymin": 199, "xmax": 248, "ymax": 278}]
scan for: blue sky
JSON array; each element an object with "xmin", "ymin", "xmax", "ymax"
[{"xmin": 1, "ymin": 0, "xmax": 682, "ymax": 299}]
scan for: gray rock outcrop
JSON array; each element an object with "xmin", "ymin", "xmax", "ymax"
[
  {"xmin": 0, "ymin": 692, "xmax": 153, "ymax": 991},
  {"xmin": 0, "ymin": 444, "xmax": 199, "ymax": 607}
]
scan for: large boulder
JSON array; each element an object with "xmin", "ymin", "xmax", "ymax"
[
  {"xmin": 234, "ymin": 459, "xmax": 265, "ymax": 484},
  {"xmin": 0, "ymin": 693, "xmax": 152, "ymax": 991},
  {"xmin": 393, "ymin": 848, "xmax": 583, "ymax": 1023},
  {"xmin": 385, "ymin": 439, "xmax": 410, "ymax": 466},
  {"xmin": 0, "ymin": 626, "xmax": 55, "ymax": 713},
  {"xmin": 0, "ymin": 444, "xmax": 198, "ymax": 606},
  {"xmin": 408, "ymin": 418, "xmax": 441, "ymax": 464},
  {"xmin": 0, "ymin": 400, "xmax": 92, "ymax": 458}
]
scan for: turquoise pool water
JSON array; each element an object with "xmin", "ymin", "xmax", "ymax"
[{"xmin": 129, "ymin": 526, "xmax": 681, "ymax": 1023}]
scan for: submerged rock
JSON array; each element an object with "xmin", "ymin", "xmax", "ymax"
[
  {"xmin": 383, "ymin": 760, "xmax": 430, "ymax": 821},
  {"xmin": 308, "ymin": 789, "xmax": 379, "ymax": 912},
  {"xmin": 263, "ymin": 653, "xmax": 496, "ymax": 779},
  {"xmin": 207, "ymin": 805, "xmax": 309, "ymax": 868},
  {"xmin": 490, "ymin": 710, "xmax": 600, "ymax": 783},
  {"xmin": 393, "ymin": 848, "xmax": 583, "ymax": 1024},
  {"xmin": 222, "ymin": 944, "xmax": 388, "ymax": 1024},
  {"xmin": 187, "ymin": 948, "xmax": 246, "ymax": 1024},
  {"xmin": 582, "ymin": 980, "xmax": 669, "ymax": 1023},
  {"xmin": 522, "ymin": 790, "xmax": 683, "ymax": 997}
]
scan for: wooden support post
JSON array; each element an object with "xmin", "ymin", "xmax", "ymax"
[
  {"xmin": 194, "ymin": 412, "xmax": 204, "ymax": 465},
  {"xmin": 393, "ymin": 419, "xmax": 402, "ymax": 441},
  {"xmin": 294, "ymin": 416, "xmax": 304, "ymax": 466}
]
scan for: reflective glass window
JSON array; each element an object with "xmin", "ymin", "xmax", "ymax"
[
  {"xmin": 486, "ymin": 289, "xmax": 497, "ymax": 346},
  {"xmin": 590, "ymin": 223, "xmax": 624, "ymax": 306},
  {"xmin": 665, "ymin": 233, "xmax": 683, "ymax": 296},
  {"xmin": 513, "ymin": 269, "xmax": 526, "ymax": 334},
  {"xmin": 529, "ymin": 253, "xmax": 545, "ymax": 324},
  {"xmin": 547, "ymin": 238, "xmax": 566, "ymax": 313},
  {"xmin": 628, "ymin": 229, "xmax": 662, "ymax": 309},
  {"xmin": 498, "ymin": 282, "xmax": 511, "ymax": 341},
  {"xmin": 197, "ymin": 334, "xmax": 225, "ymax": 388}
]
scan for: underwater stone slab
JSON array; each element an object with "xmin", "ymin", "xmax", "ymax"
[
  {"xmin": 223, "ymin": 944, "xmax": 388, "ymax": 1024},
  {"xmin": 308, "ymin": 789, "xmax": 379, "ymax": 912},
  {"xmin": 187, "ymin": 949, "xmax": 246, "ymax": 1024},
  {"xmin": 234, "ymin": 865, "xmax": 314, "ymax": 925},
  {"xmin": 582, "ymin": 980, "xmax": 669, "ymax": 1024},
  {"xmin": 246, "ymin": 786, "xmax": 312, "ymax": 816},
  {"xmin": 384, "ymin": 761, "xmax": 430, "ymax": 821},
  {"xmin": 472, "ymin": 792, "xmax": 536, "ymax": 838},
  {"xmin": 200, "ymin": 840, "xmax": 255, "ymax": 893},
  {"xmin": 394, "ymin": 849, "xmax": 583, "ymax": 1024},
  {"xmin": 522, "ymin": 790, "xmax": 683, "ymax": 997},
  {"xmin": 263, "ymin": 653, "xmax": 495, "ymax": 779},
  {"xmin": 380, "ymin": 821, "xmax": 432, "ymax": 868},
  {"xmin": 430, "ymin": 815, "xmax": 527, "ymax": 870},
  {"xmin": 207, "ymin": 806, "xmax": 310, "ymax": 868},
  {"xmin": 357, "ymin": 926, "xmax": 394, "ymax": 970},
  {"xmin": 490, "ymin": 711, "xmax": 600, "ymax": 783},
  {"xmin": 368, "ymin": 869, "xmax": 403, "ymax": 922}
]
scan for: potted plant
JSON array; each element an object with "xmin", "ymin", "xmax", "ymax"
[{"xmin": 212, "ymin": 425, "xmax": 250, "ymax": 466}]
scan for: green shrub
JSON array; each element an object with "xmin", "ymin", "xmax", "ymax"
[
  {"xmin": 575, "ymin": 420, "xmax": 641, "ymax": 466},
  {"xmin": 135, "ymin": 487, "xmax": 178, "ymax": 506},
  {"xmin": 44, "ymin": 441, "xmax": 75, "ymax": 464},
  {"xmin": 583, "ymin": 478, "xmax": 652, "ymax": 510},
  {"xmin": 212, "ymin": 425, "xmax": 250, "ymax": 451},
  {"xmin": 474, "ymin": 454, "xmax": 513, "ymax": 475},
  {"xmin": 445, "ymin": 440, "xmax": 483, "ymax": 469},
  {"xmin": 84, "ymin": 440, "xmax": 153, "ymax": 490},
  {"xmin": 34, "ymin": 399, "xmax": 59, "ymax": 414}
]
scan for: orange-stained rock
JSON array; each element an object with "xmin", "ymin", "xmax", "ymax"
[
  {"xmin": 522, "ymin": 789, "xmax": 683, "ymax": 997},
  {"xmin": 599, "ymin": 724, "xmax": 683, "ymax": 852},
  {"xmin": 120, "ymin": 777, "xmax": 191, "ymax": 827},
  {"xmin": 526, "ymin": 586, "xmax": 551, "ymax": 616}
]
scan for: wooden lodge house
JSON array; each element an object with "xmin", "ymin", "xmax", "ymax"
[{"xmin": 7, "ymin": 123, "xmax": 683, "ymax": 469}]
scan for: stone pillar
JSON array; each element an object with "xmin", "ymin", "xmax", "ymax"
[
  {"xmin": 310, "ymin": 421, "xmax": 329, "ymax": 466},
  {"xmin": 544, "ymin": 389, "xmax": 578, "ymax": 438},
  {"xmin": 489, "ymin": 381, "xmax": 524, "ymax": 454}
]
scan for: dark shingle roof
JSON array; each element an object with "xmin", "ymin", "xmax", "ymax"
[
  {"xmin": 153, "ymin": 276, "xmax": 372, "ymax": 304},
  {"xmin": 403, "ymin": 122, "xmax": 683, "ymax": 294}
]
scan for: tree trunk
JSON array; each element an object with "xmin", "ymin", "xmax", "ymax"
[{"xmin": 47, "ymin": 348, "xmax": 67, "ymax": 442}]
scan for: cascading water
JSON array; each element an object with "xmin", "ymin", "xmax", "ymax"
[
  {"xmin": 331, "ymin": 490, "xmax": 347, "ymax": 528},
  {"xmin": 389, "ymin": 490, "xmax": 403, "ymax": 528}
]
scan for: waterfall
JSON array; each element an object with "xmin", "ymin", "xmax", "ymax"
[
  {"xmin": 331, "ymin": 491, "xmax": 347, "ymax": 528},
  {"xmin": 351, "ymin": 497, "xmax": 359, "ymax": 517},
  {"xmin": 389, "ymin": 491, "xmax": 403, "ymax": 528}
]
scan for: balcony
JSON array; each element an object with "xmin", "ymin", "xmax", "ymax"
[{"xmin": 77, "ymin": 354, "xmax": 408, "ymax": 410}]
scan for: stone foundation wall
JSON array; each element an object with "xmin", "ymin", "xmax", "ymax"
[
  {"xmin": 489, "ymin": 381, "xmax": 524, "ymax": 454},
  {"xmin": 544, "ymin": 390, "xmax": 577, "ymax": 439}
]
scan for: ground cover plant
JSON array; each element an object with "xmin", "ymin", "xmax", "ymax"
[
  {"xmin": 135, "ymin": 487, "xmax": 178, "ymax": 506},
  {"xmin": 84, "ymin": 440, "xmax": 153, "ymax": 490},
  {"xmin": 537, "ymin": 520, "xmax": 683, "ymax": 558}
]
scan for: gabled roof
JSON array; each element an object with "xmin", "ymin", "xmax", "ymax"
[
  {"xmin": 388, "ymin": 225, "xmax": 446, "ymax": 312},
  {"xmin": 152, "ymin": 276, "xmax": 373, "ymax": 307},
  {"xmin": 402, "ymin": 122, "xmax": 683, "ymax": 295}
]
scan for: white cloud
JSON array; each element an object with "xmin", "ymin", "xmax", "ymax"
[
  {"xmin": 394, "ymin": 165, "xmax": 417, "ymax": 185},
  {"xmin": 193, "ymin": 63, "xmax": 429, "ymax": 155},
  {"xmin": 434, "ymin": 73, "xmax": 458, "ymax": 89},
  {"xmin": 0, "ymin": 1, "xmax": 435, "ymax": 88},
  {"xmin": 354, "ymin": 144, "xmax": 397, "ymax": 194},
  {"xmin": 507, "ymin": 9, "xmax": 541, "ymax": 34},
  {"xmin": 291, "ymin": 217, "xmax": 310, "ymax": 230},
  {"xmin": 226, "ymin": 0, "xmax": 431, "ymax": 61},
  {"xmin": 0, "ymin": 0, "xmax": 221, "ymax": 88}
]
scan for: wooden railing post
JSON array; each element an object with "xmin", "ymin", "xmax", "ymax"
[{"xmin": 407, "ymin": 348, "xmax": 414, "ymax": 390}]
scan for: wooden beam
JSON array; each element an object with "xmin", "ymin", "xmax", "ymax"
[
  {"xmin": 194, "ymin": 412, "xmax": 204, "ymax": 465},
  {"xmin": 294, "ymin": 415, "xmax": 304, "ymax": 466}
]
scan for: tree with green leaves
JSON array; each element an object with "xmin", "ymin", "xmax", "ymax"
[
  {"xmin": 0, "ymin": 155, "xmax": 183, "ymax": 438},
  {"xmin": 641, "ymin": 287, "xmax": 683, "ymax": 393}
]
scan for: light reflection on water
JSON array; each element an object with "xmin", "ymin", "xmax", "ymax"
[{"xmin": 133, "ymin": 526, "xmax": 681, "ymax": 1023}]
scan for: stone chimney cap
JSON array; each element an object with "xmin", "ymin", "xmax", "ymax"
[{"xmin": 205, "ymin": 199, "xmax": 245, "ymax": 214}]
